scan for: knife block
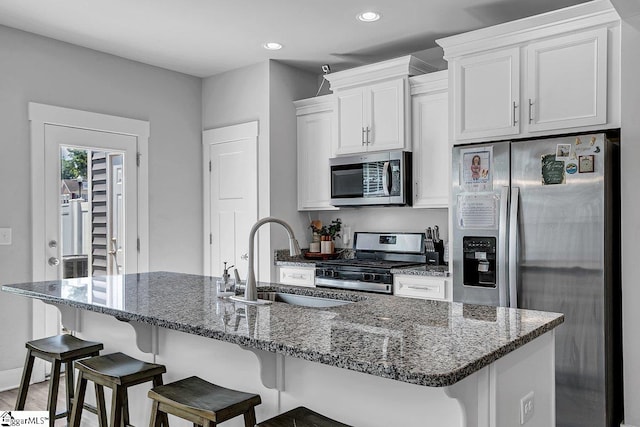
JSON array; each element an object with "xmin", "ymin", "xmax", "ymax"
[{"xmin": 426, "ymin": 240, "xmax": 445, "ymax": 265}]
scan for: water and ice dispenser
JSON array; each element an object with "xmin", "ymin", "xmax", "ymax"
[{"xmin": 462, "ymin": 237, "xmax": 497, "ymax": 288}]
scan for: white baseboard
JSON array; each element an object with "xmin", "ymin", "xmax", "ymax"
[
  {"xmin": 622, "ymin": 423, "xmax": 639, "ymax": 427},
  {"xmin": 0, "ymin": 367, "xmax": 23, "ymax": 392}
]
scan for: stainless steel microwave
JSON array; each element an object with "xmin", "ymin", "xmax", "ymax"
[{"xmin": 329, "ymin": 151, "xmax": 412, "ymax": 207}]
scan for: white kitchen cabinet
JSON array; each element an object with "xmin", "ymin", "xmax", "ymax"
[
  {"xmin": 326, "ymin": 55, "xmax": 434, "ymax": 155},
  {"xmin": 294, "ymin": 95, "xmax": 338, "ymax": 211},
  {"xmin": 277, "ymin": 265, "xmax": 315, "ymax": 287},
  {"xmin": 410, "ymin": 71, "xmax": 449, "ymax": 208},
  {"xmin": 334, "ymin": 78, "xmax": 406, "ymax": 155},
  {"xmin": 439, "ymin": 1, "xmax": 620, "ymax": 143},
  {"xmin": 393, "ymin": 274, "xmax": 449, "ymax": 301},
  {"xmin": 453, "ymin": 47, "xmax": 520, "ymax": 141},
  {"xmin": 526, "ymin": 27, "xmax": 608, "ymax": 133}
]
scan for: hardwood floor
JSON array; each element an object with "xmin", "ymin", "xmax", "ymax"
[{"xmin": 0, "ymin": 375, "xmax": 97, "ymax": 426}]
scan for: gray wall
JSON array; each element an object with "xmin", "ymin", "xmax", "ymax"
[
  {"xmin": 620, "ymin": 12, "xmax": 640, "ymax": 427},
  {"xmin": 202, "ymin": 61, "xmax": 317, "ymax": 280},
  {"xmin": 0, "ymin": 25, "xmax": 202, "ymax": 371}
]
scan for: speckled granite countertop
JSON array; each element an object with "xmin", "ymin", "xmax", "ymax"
[
  {"xmin": 391, "ymin": 265, "xmax": 450, "ymax": 277},
  {"xmin": 2, "ymin": 271, "xmax": 563, "ymax": 387}
]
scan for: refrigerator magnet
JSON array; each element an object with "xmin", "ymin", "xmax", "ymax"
[
  {"xmin": 460, "ymin": 147, "xmax": 493, "ymax": 192},
  {"xmin": 579, "ymin": 155, "xmax": 595, "ymax": 173},
  {"xmin": 542, "ymin": 154, "xmax": 566, "ymax": 185},
  {"xmin": 566, "ymin": 163, "xmax": 578, "ymax": 175},
  {"xmin": 556, "ymin": 143, "xmax": 571, "ymax": 161}
]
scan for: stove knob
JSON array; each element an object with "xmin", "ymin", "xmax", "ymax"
[{"xmin": 363, "ymin": 273, "xmax": 373, "ymax": 281}]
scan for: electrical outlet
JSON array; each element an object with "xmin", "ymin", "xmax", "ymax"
[
  {"xmin": 0, "ymin": 227, "xmax": 11, "ymax": 245},
  {"xmin": 520, "ymin": 391, "xmax": 535, "ymax": 424}
]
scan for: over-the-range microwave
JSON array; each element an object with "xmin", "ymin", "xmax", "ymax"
[{"xmin": 329, "ymin": 150, "xmax": 412, "ymax": 207}]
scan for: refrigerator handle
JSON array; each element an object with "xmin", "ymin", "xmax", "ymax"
[
  {"xmin": 498, "ymin": 186, "xmax": 510, "ymax": 307},
  {"xmin": 508, "ymin": 187, "xmax": 520, "ymax": 308}
]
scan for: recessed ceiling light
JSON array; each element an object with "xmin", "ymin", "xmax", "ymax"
[
  {"xmin": 357, "ymin": 11, "xmax": 381, "ymax": 22},
  {"xmin": 263, "ymin": 42, "xmax": 283, "ymax": 50}
]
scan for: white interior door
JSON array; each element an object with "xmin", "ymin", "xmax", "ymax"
[
  {"xmin": 203, "ymin": 122, "xmax": 258, "ymax": 280},
  {"xmin": 45, "ymin": 125, "xmax": 138, "ymax": 284}
]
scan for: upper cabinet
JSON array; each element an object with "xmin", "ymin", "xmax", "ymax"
[
  {"xmin": 295, "ymin": 95, "xmax": 338, "ymax": 211},
  {"xmin": 326, "ymin": 55, "xmax": 434, "ymax": 155},
  {"xmin": 454, "ymin": 47, "xmax": 520, "ymax": 141},
  {"xmin": 335, "ymin": 79, "xmax": 406, "ymax": 154},
  {"xmin": 410, "ymin": 71, "xmax": 449, "ymax": 208},
  {"xmin": 439, "ymin": 1, "xmax": 620, "ymax": 143}
]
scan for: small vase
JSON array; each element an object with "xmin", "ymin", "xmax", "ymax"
[{"xmin": 320, "ymin": 236, "xmax": 334, "ymax": 254}]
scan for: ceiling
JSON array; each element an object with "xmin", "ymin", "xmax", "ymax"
[{"xmin": 0, "ymin": 0, "xmax": 592, "ymax": 78}]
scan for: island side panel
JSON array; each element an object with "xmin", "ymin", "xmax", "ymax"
[
  {"xmin": 281, "ymin": 355, "xmax": 464, "ymax": 427},
  {"xmin": 75, "ymin": 310, "xmax": 280, "ymax": 427}
]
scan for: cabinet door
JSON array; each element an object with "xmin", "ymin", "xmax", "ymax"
[
  {"xmin": 297, "ymin": 110, "xmax": 337, "ymax": 211},
  {"xmin": 335, "ymin": 88, "xmax": 366, "ymax": 155},
  {"xmin": 394, "ymin": 275, "xmax": 448, "ymax": 300},
  {"xmin": 526, "ymin": 28, "xmax": 608, "ymax": 133},
  {"xmin": 454, "ymin": 47, "xmax": 520, "ymax": 141},
  {"xmin": 368, "ymin": 79, "xmax": 406, "ymax": 152},
  {"xmin": 278, "ymin": 266, "xmax": 315, "ymax": 287},
  {"xmin": 412, "ymin": 90, "xmax": 449, "ymax": 208}
]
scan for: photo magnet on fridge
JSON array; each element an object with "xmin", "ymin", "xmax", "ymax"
[
  {"xmin": 579, "ymin": 155, "xmax": 595, "ymax": 173},
  {"xmin": 460, "ymin": 147, "xmax": 493, "ymax": 192}
]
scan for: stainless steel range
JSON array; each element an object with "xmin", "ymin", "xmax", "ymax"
[{"xmin": 315, "ymin": 232, "xmax": 426, "ymax": 294}]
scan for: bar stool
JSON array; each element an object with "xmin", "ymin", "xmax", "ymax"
[
  {"xmin": 257, "ymin": 407, "xmax": 351, "ymax": 427},
  {"xmin": 69, "ymin": 352, "xmax": 166, "ymax": 427},
  {"xmin": 147, "ymin": 376, "xmax": 261, "ymax": 427},
  {"xmin": 15, "ymin": 334, "xmax": 103, "ymax": 425}
]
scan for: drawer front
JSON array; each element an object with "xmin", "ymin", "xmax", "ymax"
[
  {"xmin": 393, "ymin": 275, "xmax": 446, "ymax": 300},
  {"xmin": 279, "ymin": 267, "xmax": 315, "ymax": 287}
]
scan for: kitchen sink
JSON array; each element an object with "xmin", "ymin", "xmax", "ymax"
[{"xmin": 257, "ymin": 291, "xmax": 353, "ymax": 308}]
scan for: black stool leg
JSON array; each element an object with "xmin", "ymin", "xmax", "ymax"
[
  {"xmin": 15, "ymin": 350, "xmax": 35, "ymax": 410},
  {"xmin": 95, "ymin": 384, "xmax": 108, "ymax": 427},
  {"xmin": 110, "ymin": 385, "xmax": 124, "ymax": 427},
  {"xmin": 152, "ymin": 375, "xmax": 169, "ymax": 427},
  {"xmin": 122, "ymin": 388, "xmax": 130, "ymax": 427},
  {"xmin": 47, "ymin": 359, "xmax": 61, "ymax": 427},
  {"xmin": 69, "ymin": 370, "xmax": 88, "ymax": 427},
  {"xmin": 65, "ymin": 360, "xmax": 74, "ymax": 421},
  {"xmin": 243, "ymin": 408, "xmax": 256, "ymax": 427}
]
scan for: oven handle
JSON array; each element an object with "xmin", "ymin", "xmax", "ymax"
[
  {"xmin": 382, "ymin": 161, "xmax": 391, "ymax": 196},
  {"xmin": 315, "ymin": 278, "xmax": 392, "ymax": 294}
]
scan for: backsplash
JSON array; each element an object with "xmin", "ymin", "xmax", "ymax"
[{"xmin": 315, "ymin": 207, "xmax": 448, "ymax": 249}]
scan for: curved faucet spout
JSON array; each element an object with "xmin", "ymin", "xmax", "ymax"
[{"xmin": 245, "ymin": 217, "xmax": 302, "ymax": 301}]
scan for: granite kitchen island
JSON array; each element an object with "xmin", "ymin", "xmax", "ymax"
[{"xmin": 2, "ymin": 272, "xmax": 563, "ymax": 427}]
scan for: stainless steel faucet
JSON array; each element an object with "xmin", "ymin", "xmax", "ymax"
[{"xmin": 244, "ymin": 217, "xmax": 301, "ymax": 302}]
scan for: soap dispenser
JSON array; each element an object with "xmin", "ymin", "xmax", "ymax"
[{"xmin": 217, "ymin": 261, "xmax": 235, "ymax": 297}]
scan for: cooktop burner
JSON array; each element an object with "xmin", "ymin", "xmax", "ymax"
[{"xmin": 316, "ymin": 259, "xmax": 424, "ymax": 269}]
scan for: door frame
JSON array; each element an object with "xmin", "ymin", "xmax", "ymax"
[
  {"xmin": 202, "ymin": 121, "xmax": 263, "ymax": 277},
  {"xmin": 29, "ymin": 102, "xmax": 149, "ymax": 343}
]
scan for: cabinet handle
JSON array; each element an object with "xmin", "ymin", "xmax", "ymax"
[
  {"xmin": 407, "ymin": 285, "xmax": 437, "ymax": 291},
  {"xmin": 512, "ymin": 101, "xmax": 518, "ymax": 126},
  {"xmin": 362, "ymin": 127, "xmax": 366, "ymax": 146},
  {"xmin": 366, "ymin": 126, "xmax": 371, "ymax": 144},
  {"xmin": 528, "ymin": 99, "xmax": 534, "ymax": 124}
]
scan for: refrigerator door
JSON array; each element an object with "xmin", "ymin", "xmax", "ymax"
[
  {"xmin": 511, "ymin": 133, "xmax": 609, "ymax": 427},
  {"xmin": 452, "ymin": 141, "xmax": 510, "ymax": 306}
]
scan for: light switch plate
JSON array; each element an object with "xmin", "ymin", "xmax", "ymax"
[{"xmin": 0, "ymin": 227, "xmax": 12, "ymax": 245}]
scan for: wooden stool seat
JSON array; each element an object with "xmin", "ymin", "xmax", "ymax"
[
  {"xmin": 16, "ymin": 334, "xmax": 103, "ymax": 427},
  {"xmin": 70, "ymin": 352, "xmax": 166, "ymax": 427},
  {"xmin": 148, "ymin": 376, "xmax": 261, "ymax": 427},
  {"xmin": 257, "ymin": 406, "xmax": 351, "ymax": 427}
]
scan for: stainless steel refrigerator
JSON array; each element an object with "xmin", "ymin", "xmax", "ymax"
[{"xmin": 451, "ymin": 132, "xmax": 622, "ymax": 427}]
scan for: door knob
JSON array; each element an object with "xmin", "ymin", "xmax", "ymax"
[
  {"xmin": 48, "ymin": 257, "xmax": 60, "ymax": 266},
  {"xmin": 241, "ymin": 253, "xmax": 248, "ymax": 261},
  {"xmin": 48, "ymin": 240, "xmax": 57, "ymax": 248}
]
